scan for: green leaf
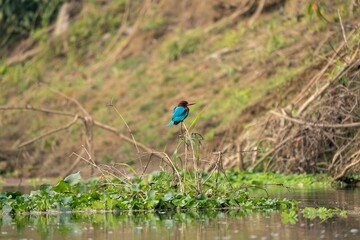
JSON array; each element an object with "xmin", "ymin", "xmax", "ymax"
[
  {"xmin": 132, "ymin": 184, "xmax": 140, "ymax": 193},
  {"xmin": 39, "ymin": 184, "xmax": 52, "ymax": 193},
  {"xmin": 52, "ymin": 180, "xmax": 71, "ymax": 193},
  {"xmin": 162, "ymin": 191, "xmax": 174, "ymax": 202},
  {"xmin": 61, "ymin": 196, "xmax": 73, "ymax": 205},
  {"xmin": 188, "ymin": 107, "xmax": 206, "ymax": 132},
  {"xmin": 172, "ymin": 148, "xmax": 178, "ymax": 162},
  {"xmin": 92, "ymin": 200, "xmax": 105, "ymax": 210},
  {"xmin": 147, "ymin": 190, "xmax": 156, "ymax": 200},
  {"xmin": 64, "ymin": 171, "xmax": 82, "ymax": 186},
  {"xmin": 306, "ymin": 3, "xmax": 314, "ymax": 16}
]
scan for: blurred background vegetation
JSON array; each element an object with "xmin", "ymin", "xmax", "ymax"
[
  {"xmin": 0, "ymin": 0, "xmax": 64, "ymax": 51},
  {"xmin": 0, "ymin": 0, "xmax": 359, "ymax": 178}
]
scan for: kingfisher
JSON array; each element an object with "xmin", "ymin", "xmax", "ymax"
[{"xmin": 167, "ymin": 101, "xmax": 195, "ymax": 127}]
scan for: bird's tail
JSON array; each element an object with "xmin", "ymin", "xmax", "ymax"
[{"xmin": 167, "ymin": 121, "xmax": 174, "ymax": 127}]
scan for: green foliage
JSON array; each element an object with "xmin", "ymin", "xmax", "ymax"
[
  {"xmin": 0, "ymin": 171, "xmax": 305, "ymax": 214},
  {"xmin": 223, "ymin": 170, "xmax": 331, "ymax": 187},
  {"xmin": 302, "ymin": 207, "xmax": 347, "ymax": 221},
  {"xmin": 0, "ymin": 0, "xmax": 63, "ymax": 49},
  {"xmin": 63, "ymin": 172, "xmax": 81, "ymax": 185}
]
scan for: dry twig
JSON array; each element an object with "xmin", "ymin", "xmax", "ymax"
[{"xmin": 271, "ymin": 110, "xmax": 360, "ymax": 129}]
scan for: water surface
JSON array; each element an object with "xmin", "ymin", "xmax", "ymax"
[{"xmin": 0, "ymin": 187, "xmax": 359, "ymax": 240}]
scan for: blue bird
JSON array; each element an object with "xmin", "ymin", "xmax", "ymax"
[{"xmin": 167, "ymin": 101, "xmax": 195, "ymax": 127}]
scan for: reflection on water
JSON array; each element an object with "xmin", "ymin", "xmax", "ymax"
[{"xmin": 0, "ymin": 188, "xmax": 359, "ymax": 240}]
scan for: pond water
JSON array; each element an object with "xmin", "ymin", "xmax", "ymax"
[{"xmin": 0, "ymin": 187, "xmax": 359, "ymax": 240}]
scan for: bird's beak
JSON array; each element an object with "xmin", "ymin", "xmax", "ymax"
[{"xmin": 187, "ymin": 102, "xmax": 196, "ymax": 106}]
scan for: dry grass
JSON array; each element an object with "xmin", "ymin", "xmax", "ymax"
[{"xmin": 224, "ymin": 35, "xmax": 360, "ymax": 180}]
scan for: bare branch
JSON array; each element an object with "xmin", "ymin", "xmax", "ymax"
[
  {"xmin": 40, "ymin": 83, "xmax": 90, "ymax": 117},
  {"xmin": 0, "ymin": 105, "xmax": 75, "ymax": 117},
  {"xmin": 18, "ymin": 115, "xmax": 79, "ymax": 148},
  {"xmin": 272, "ymin": 110, "xmax": 360, "ymax": 129},
  {"xmin": 250, "ymin": 134, "xmax": 299, "ymax": 170},
  {"xmin": 296, "ymin": 60, "xmax": 353, "ymax": 115}
]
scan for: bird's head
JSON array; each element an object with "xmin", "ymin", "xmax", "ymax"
[{"xmin": 178, "ymin": 100, "xmax": 195, "ymax": 107}]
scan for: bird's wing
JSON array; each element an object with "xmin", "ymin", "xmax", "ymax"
[
  {"xmin": 173, "ymin": 106, "xmax": 187, "ymax": 116},
  {"xmin": 172, "ymin": 106, "xmax": 188, "ymax": 121}
]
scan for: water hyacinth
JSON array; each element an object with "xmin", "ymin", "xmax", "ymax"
[{"xmin": 0, "ymin": 171, "xmax": 306, "ymax": 214}]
